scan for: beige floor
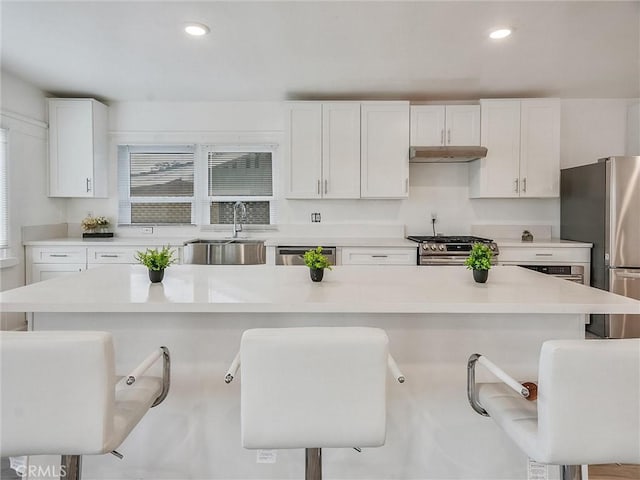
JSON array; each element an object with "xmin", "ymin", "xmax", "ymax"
[{"xmin": 590, "ymin": 464, "xmax": 640, "ymax": 480}]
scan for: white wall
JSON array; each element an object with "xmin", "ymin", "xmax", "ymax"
[
  {"xmin": 0, "ymin": 70, "xmax": 66, "ymax": 329},
  {"xmin": 62, "ymin": 98, "xmax": 634, "ymax": 239}
]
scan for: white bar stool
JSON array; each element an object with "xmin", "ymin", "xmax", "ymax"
[
  {"xmin": 0, "ymin": 331, "xmax": 170, "ymax": 480},
  {"xmin": 225, "ymin": 327, "xmax": 404, "ymax": 480},
  {"xmin": 467, "ymin": 339, "xmax": 640, "ymax": 480}
]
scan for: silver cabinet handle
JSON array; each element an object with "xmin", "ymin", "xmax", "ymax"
[
  {"xmin": 522, "ymin": 177, "xmax": 527, "ymax": 193},
  {"xmin": 86, "ymin": 177, "xmax": 92, "ymax": 192},
  {"xmin": 371, "ymin": 255, "xmax": 388, "ymax": 258},
  {"xmin": 405, "ymin": 178, "xmax": 409, "ymax": 193},
  {"xmin": 324, "ymin": 179, "xmax": 328, "ymax": 194},
  {"xmin": 317, "ymin": 180, "xmax": 320, "ymax": 195},
  {"xmin": 49, "ymin": 254, "xmax": 69, "ymax": 257},
  {"xmin": 440, "ymin": 129, "xmax": 444, "ymax": 145},
  {"xmin": 535, "ymin": 253, "xmax": 553, "ymax": 256},
  {"xmin": 447, "ymin": 129, "xmax": 451, "ymax": 144},
  {"xmin": 514, "ymin": 178, "xmax": 519, "ymax": 193},
  {"xmin": 100, "ymin": 254, "xmax": 119, "ymax": 258}
]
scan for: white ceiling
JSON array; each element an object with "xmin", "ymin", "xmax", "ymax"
[{"xmin": 2, "ymin": 1, "xmax": 639, "ymax": 103}]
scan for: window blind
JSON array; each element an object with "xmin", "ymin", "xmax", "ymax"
[
  {"xmin": 0, "ymin": 129, "xmax": 8, "ymax": 248},
  {"xmin": 118, "ymin": 146, "xmax": 195, "ymax": 225},
  {"xmin": 208, "ymin": 152, "xmax": 272, "ymax": 196}
]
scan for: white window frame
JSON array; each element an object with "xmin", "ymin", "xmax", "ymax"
[
  {"xmin": 0, "ymin": 128, "xmax": 9, "ymax": 250},
  {"xmin": 199, "ymin": 144, "xmax": 277, "ymax": 226},
  {"xmin": 118, "ymin": 144, "xmax": 197, "ymax": 225}
]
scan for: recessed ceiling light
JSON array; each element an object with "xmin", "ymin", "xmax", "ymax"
[
  {"xmin": 489, "ymin": 28, "xmax": 512, "ymax": 40},
  {"xmin": 184, "ymin": 23, "xmax": 210, "ymax": 36}
]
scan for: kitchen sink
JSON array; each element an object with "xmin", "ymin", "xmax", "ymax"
[{"xmin": 183, "ymin": 239, "xmax": 266, "ymax": 265}]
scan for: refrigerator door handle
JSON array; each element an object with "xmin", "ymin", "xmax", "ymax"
[{"xmin": 615, "ymin": 272, "xmax": 640, "ymax": 279}]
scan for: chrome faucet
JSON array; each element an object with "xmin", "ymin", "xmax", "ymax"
[{"xmin": 232, "ymin": 201, "xmax": 247, "ymax": 238}]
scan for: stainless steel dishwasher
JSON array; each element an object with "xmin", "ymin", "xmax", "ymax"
[{"xmin": 276, "ymin": 246, "xmax": 336, "ymax": 266}]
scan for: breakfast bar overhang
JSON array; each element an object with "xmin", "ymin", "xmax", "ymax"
[{"xmin": 2, "ymin": 265, "xmax": 639, "ymax": 480}]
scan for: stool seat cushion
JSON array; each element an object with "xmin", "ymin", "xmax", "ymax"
[
  {"xmin": 106, "ymin": 376, "xmax": 163, "ymax": 452},
  {"xmin": 240, "ymin": 327, "xmax": 389, "ymax": 449}
]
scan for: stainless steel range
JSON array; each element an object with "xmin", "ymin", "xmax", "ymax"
[{"xmin": 407, "ymin": 235, "xmax": 499, "ymax": 265}]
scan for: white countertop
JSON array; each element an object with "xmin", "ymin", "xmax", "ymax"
[
  {"xmin": 24, "ymin": 236, "xmax": 417, "ymax": 248},
  {"xmin": 23, "ymin": 236, "xmax": 590, "ymax": 249},
  {"xmin": 494, "ymin": 238, "xmax": 593, "ymax": 248},
  {"xmin": 2, "ymin": 265, "xmax": 637, "ymax": 314},
  {"xmin": 264, "ymin": 237, "xmax": 417, "ymax": 247}
]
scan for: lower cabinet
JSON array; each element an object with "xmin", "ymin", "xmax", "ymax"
[
  {"xmin": 30, "ymin": 263, "xmax": 86, "ymax": 283},
  {"xmin": 341, "ymin": 247, "xmax": 416, "ymax": 265},
  {"xmin": 27, "ymin": 244, "xmax": 182, "ymax": 283}
]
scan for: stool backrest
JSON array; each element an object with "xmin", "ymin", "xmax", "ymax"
[
  {"xmin": 537, "ymin": 339, "xmax": 640, "ymax": 464},
  {"xmin": 240, "ymin": 327, "xmax": 389, "ymax": 449},
  {"xmin": 0, "ymin": 331, "xmax": 115, "ymax": 456}
]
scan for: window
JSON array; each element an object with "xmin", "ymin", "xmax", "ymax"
[
  {"xmin": 0, "ymin": 129, "xmax": 8, "ymax": 249},
  {"xmin": 118, "ymin": 144, "xmax": 275, "ymax": 226},
  {"xmin": 204, "ymin": 146, "xmax": 274, "ymax": 225},
  {"xmin": 118, "ymin": 145, "xmax": 195, "ymax": 225}
]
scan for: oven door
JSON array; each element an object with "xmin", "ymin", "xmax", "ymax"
[{"xmin": 419, "ymin": 256, "xmax": 466, "ymax": 266}]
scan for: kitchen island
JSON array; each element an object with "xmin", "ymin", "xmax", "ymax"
[{"xmin": 2, "ymin": 265, "xmax": 639, "ymax": 480}]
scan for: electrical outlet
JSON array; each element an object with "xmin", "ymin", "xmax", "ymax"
[
  {"xmin": 431, "ymin": 212, "xmax": 437, "ymax": 222},
  {"xmin": 142, "ymin": 227, "xmax": 154, "ymax": 234},
  {"xmin": 311, "ymin": 212, "xmax": 321, "ymax": 223}
]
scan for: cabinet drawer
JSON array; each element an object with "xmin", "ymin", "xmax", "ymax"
[
  {"xmin": 30, "ymin": 246, "xmax": 87, "ymax": 264},
  {"xmin": 87, "ymin": 247, "xmax": 140, "ymax": 264},
  {"xmin": 341, "ymin": 247, "xmax": 416, "ymax": 265},
  {"xmin": 498, "ymin": 246, "xmax": 590, "ymax": 263}
]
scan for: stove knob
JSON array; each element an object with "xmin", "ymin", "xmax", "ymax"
[
  {"xmin": 489, "ymin": 244, "xmax": 495, "ymax": 250},
  {"xmin": 430, "ymin": 244, "xmax": 437, "ymax": 251},
  {"xmin": 422, "ymin": 244, "xmax": 429, "ymax": 250},
  {"xmin": 438, "ymin": 245, "xmax": 445, "ymax": 251}
]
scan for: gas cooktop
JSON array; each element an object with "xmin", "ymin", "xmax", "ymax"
[{"xmin": 406, "ymin": 235, "xmax": 494, "ymax": 244}]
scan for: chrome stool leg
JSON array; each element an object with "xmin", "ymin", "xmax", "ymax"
[
  {"xmin": 305, "ymin": 448, "xmax": 321, "ymax": 480},
  {"xmin": 61, "ymin": 455, "xmax": 82, "ymax": 480},
  {"xmin": 561, "ymin": 465, "xmax": 582, "ymax": 480}
]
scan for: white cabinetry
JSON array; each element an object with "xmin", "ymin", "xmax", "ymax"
[
  {"xmin": 28, "ymin": 246, "xmax": 87, "ymax": 283},
  {"xmin": 469, "ymin": 99, "xmax": 560, "ymax": 198},
  {"xmin": 360, "ymin": 101, "xmax": 410, "ymax": 198},
  {"xmin": 498, "ymin": 244, "xmax": 591, "ymax": 285},
  {"xmin": 285, "ymin": 102, "xmax": 360, "ymax": 199},
  {"xmin": 48, "ymin": 98, "xmax": 108, "ymax": 198},
  {"xmin": 87, "ymin": 246, "xmax": 141, "ymax": 266},
  {"xmin": 410, "ymin": 105, "xmax": 480, "ymax": 146},
  {"xmin": 341, "ymin": 247, "xmax": 416, "ymax": 265}
]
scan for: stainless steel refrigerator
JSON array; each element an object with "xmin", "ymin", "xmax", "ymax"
[{"xmin": 561, "ymin": 156, "xmax": 640, "ymax": 338}]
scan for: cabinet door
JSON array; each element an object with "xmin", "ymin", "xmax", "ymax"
[
  {"xmin": 31, "ymin": 264, "xmax": 85, "ymax": 283},
  {"xmin": 445, "ymin": 105, "xmax": 480, "ymax": 146},
  {"xmin": 361, "ymin": 102, "xmax": 410, "ymax": 199},
  {"xmin": 48, "ymin": 99, "xmax": 94, "ymax": 197},
  {"xmin": 519, "ymin": 99, "xmax": 560, "ymax": 197},
  {"xmin": 284, "ymin": 103, "xmax": 323, "ymax": 199},
  {"xmin": 410, "ymin": 106, "xmax": 445, "ymax": 146},
  {"xmin": 322, "ymin": 103, "xmax": 361, "ymax": 198},
  {"xmin": 470, "ymin": 100, "xmax": 521, "ymax": 198}
]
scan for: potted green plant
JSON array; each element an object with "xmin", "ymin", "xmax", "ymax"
[
  {"xmin": 303, "ymin": 246, "xmax": 333, "ymax": 282},
  {"xmin": 464, "ymin": 243, "xmax": 493, "ymax": 283},
  {"xmin": 135, "ymin": 246, "xmax": 176, "ymax": 283}
]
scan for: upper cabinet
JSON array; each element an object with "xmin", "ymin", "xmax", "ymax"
[
  {"xmin": 285, "ymin": 101, "xmax": 409, "ymax": 199},
  {"xmin": 410, "ymin": 105, "xmax": 480, "ymax": 146},
  {"xmin": 360, "ymin": 101, "xmax": 410, "ymax": 199},
  {"xmin": 284, "ymin": 102, "xmax": 360, "ymax": 199},
  {"xmin": 48, "ymin": 98, "xmax": 108, "ymax": 197},
  {"xmin": 469, "ymin": 99, "xmax": 560, "ymax": 198}
]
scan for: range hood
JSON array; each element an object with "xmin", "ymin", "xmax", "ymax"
[{"xmin": 409, "ymin": 146, "xmax": 488, "ymax": 163}]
